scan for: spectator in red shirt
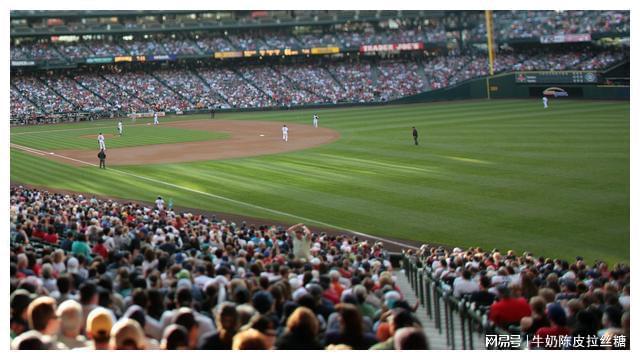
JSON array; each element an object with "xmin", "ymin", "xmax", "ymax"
[
  {"xmin": 91, "ymin": 238, "xmax": 108, "ymax": 259},
  {"xmin": 42, "ymin": 226, "xmax": 59, "ymax": 245},
  {"xmin": 489, "ymin": 285, "xmax": 532, "ymax": 329},
  {"xmin": 533, "ymin": 303, "xmax": 571, "ymax": 349}
]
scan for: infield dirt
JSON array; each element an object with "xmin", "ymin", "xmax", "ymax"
[{"xmin": 15, "ymin": 119, "xmax": 340, "ymax": 166}]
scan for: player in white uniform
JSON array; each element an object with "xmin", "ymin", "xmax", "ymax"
[
  {"xmin": 543, "ymin": 96, "xmax": 548, "ymax": 109},
  {"xmin": 313, "ymin": 114, "xmax": 319, "ymax": 128},
  {"xmin": 153, "ymin": 112, "xmax": 159, "ymax": 125},
  {"xmin": 117, "ymin": 121, "xmax": 123, "ymax": 136},
  {"xmin": 97, "ymin": 133, "xmax": 106, "ymax": 150},
  {"xmin": 282, "ymin": 125, "xmax": 289, "ymax": 142}
]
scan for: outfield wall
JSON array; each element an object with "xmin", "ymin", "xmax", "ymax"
[{"xmin": 394, "ymin": 72, "xmax": 629, "ymax": 104}]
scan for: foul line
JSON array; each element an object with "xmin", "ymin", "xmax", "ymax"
[{"xmin": 10, "ymin": 143, "xmax": 418, "ymax": 250}]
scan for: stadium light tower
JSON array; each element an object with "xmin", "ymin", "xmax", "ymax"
[{"xmin": 484, "ymin": 10, "xmax": 495, "ymax": 99}]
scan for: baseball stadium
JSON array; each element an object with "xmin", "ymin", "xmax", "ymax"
[{"xmin": 9, "ymin": 9, "xmax": 630, "ymax": 351}]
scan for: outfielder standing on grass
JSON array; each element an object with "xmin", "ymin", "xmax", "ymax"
[
  {"xmin": 117, "ymin": 121, "xmax": 123, "ymax": 136},
  {"xmin": 313, "ymin": 113, "xmax": 319, "ymax": 128},
  {"xmin": 412, "ymin": 127, "xmax": 419, "ymax": 146}
]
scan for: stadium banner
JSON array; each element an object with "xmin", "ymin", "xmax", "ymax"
[
  {"xmin": 539, "ymin": 34, "xmax": 591, "ymax": 44},
  {"xmin": 11, "ymin": 60, "xmax": 36, "ymax": 66},
  {"xmin": 127, "ymin": 111, "xmax": 166, "ymax": 118},
  {"xmin": 310, "ymin": 46, "xmax": 340, "ymax": 55},
  {"xmin": 148, "ymin": 54, "xmax": 176, "ymax": 61},
  {"xmin": 214, "ymin": 51, "xmax": 244, "ymax": 59},
  {"xmin": 359, "ymin": 42, "xmax": 425, "ymax": 53},
  {"xmin": 114, "ymin": 56, "xmax": 133, "ymax": 63},
  {"xmin": 85, "ymin": 57, "xmax": 113, "ymax": 64}
]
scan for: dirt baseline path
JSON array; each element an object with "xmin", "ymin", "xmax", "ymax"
[{"xmin": 50, "ymin": 120, "xmax": 340, "ymax": 166}]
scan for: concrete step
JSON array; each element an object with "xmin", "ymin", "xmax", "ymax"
[{"xmin": 395, "ymin": 270, "xmax": 486, "ymax": 350}]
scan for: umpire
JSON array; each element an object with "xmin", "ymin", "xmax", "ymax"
[
  {"xmin": 412, "ymin": 126, "xmax": 419, "ymax": 145},
  {"xmin": 98, "ymin": 149, "xmax": 106, "ymax": 169}
]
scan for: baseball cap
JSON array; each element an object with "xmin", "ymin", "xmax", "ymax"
[
  {"xmin": 87, "ymin": 307, "xmax": 114, "ymax": 342},
  {"xmin": 110, "ymin": 319, "xmax": 146, "ymax": 350}
]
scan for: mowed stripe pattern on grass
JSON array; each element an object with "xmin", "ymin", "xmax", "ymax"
[{"xmin": 10, "ymin": 99, "xmax": 629, "ymax": 264}]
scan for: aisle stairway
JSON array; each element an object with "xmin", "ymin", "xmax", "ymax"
[{"xmin": 394, "ymin": 269, "xmax": 486, "ymax": 350}]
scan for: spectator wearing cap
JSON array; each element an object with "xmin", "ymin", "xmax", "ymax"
[
  {"xmin": 532, "ymin": 303, "xmax": 571, "ymax": 349},
  {"xmin": 199, "ymin": 302, "xmax": 239, "ymax": 350},
  {"xmin": 275, "ymin": 307, "xmax": 323, "ymax": 349},
  {"xmin": 57, "ymin": 299, "xmax": 89, "ymax": 349},
  {"xmin": 85, "ymin": 307, "xmax": 114, "ymax": 350},
  {"xmin": 111, "ymin": 319, "xmax": 147, "ymax": 350},
  {"xmin": 489, "ymin": 285, "xmax": 532, "ymax": 329}
]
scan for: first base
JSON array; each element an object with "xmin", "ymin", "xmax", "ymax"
[{"xmin": 260, "ymin": 134, "xmax": 265, "ymax": 137}]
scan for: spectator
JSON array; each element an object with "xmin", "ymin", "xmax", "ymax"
[
  {"xmin": 488, "ymin": 285, "xmax": 532, "ymax": 328},
  {"xmin": 275, "ymin": 307, "xmax": 323, "ymax": 349},
  {"xmin": 324, "ymin": 303, "xmax": 378, "ymax": 349},
  {"xmin": 57, "ymin": 299, "xmax": 89, "ymax": 349}
]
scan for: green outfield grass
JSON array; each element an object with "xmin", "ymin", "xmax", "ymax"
[
  {"xmin": 10, "ymin": 99, "xmax": 630, "ymax": 264},
  {"xmin": 11, "ymin": 122, "xmax": 228, "ymax": 150}
]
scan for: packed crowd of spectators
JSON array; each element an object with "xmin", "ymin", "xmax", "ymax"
[
  {"xmin": 274, "ymin": 63, "xmax": 342, "ymax": 104},
  {"xmin": 324, "ymin": 62, "xmax": 377, "ymax": 103},
  {"xmin": 406, "ymin": 244, "xmax": 629, "ymax": 349},
  {"xmin": 40, "ymin": 75, "xmax": 109, "ymax": 114},
  {"xmin": 376, "ymin": 61, "xmax": 425, "ymax": 100},
  {"xmin": 102, "ymin": 69, "xmax": 191, "ymax": 113},
  {"xmin": 471, "ymin": 10, "xmax": 630, "ymax": 41},
  {"xmin": 237, "ymin": 65, "xmax": 324, "ymax": 106},
  {"xmin": 10, "ymin": 11, "xmax": 630, "ymax": 61},
  {"xmin": 10, "ymin": 48, "xmax": 628, "ymax": 121},
  {"xmin": 72, "ymin": 73, "xmax": 149, "ymax": 114},
  {"xmin": 154, "ymin": 69, "xmax": 220, "ymax": 110},
  {"xmin": 12, "ymin": 76, "xmax": 76, "ymax": 114},
  {"xmin": 9, "ymin": 186, "xmax": 429, "ymax": 350},
  {"xmin": 196, "ymin": 67, "xmax": 274, "ymax": 109}
]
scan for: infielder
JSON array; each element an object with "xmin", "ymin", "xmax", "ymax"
[
  {"xmin": 117, "ymin": 121, "xmax": 123, "ymax": 136},
  {"xmin": 543, "ymin": 96, "xmax": 548, "ymax": 109},
  {"xmin": 282, "ymin": 125, "xmax": 289, "ymax": 142},
  {"xmin": 153, "ymin": 111, "xmax": 159, "ymax": 125},
  {"xmin": 98, "ymin": 132, "xmax": 106, "ymax": 150},
  {"xmin": 313, "ymin": 113, "xmax": 319, "ymax": 128}
]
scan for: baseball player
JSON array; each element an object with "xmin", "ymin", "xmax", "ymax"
[
  {"xmin": 97, "ymin": 132, "xmax": 106, "ymax": 150},
  {"xmin": 153, "ymin": 111, "xmax": 159, "ymax": 125},
  {"xmin": 313, "ymin": 113, "xmax": 319, "ymax": 128},
  {"xmin": 282, "ymin": 125, "xmax": 289, "ymax": 142},
  {"xmin": 117, "ymin": 121, "xmax": 123, "ymax": 136},
  {"xmin": 542, "ymin": 96, "xmax": 549, "ymax": 109}
]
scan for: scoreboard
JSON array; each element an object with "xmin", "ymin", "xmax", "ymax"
[{"xmin": 515, "ymin": 71, "xmax": 599, "ymax": 84}]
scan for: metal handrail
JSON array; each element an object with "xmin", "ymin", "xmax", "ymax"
[{"xmin": 402, "ymin": 255, "xmax": 516, "ymax": 349}]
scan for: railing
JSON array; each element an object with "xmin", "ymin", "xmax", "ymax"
[{"xmin": 402, "ymin": 255, "xmax": 516, "ymax": 350}]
